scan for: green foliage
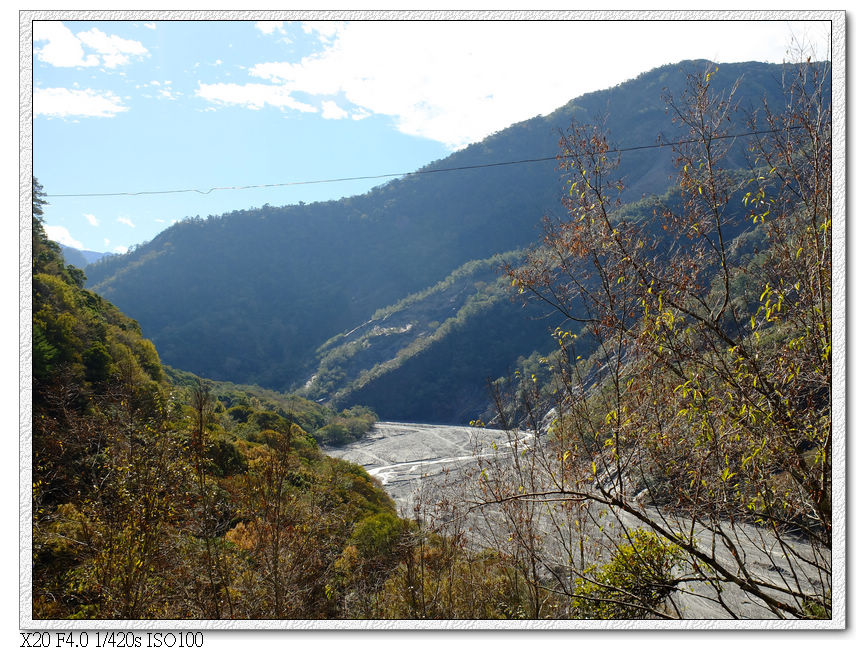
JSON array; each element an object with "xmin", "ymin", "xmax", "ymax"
[
  {"xmin": 206, "ymin": 438, "xmax": 248, "ymax": 477},
  {"xmin": 349, "ymin": 512, "xmax": 405, "ymax": 559},
  {"xmin": 801, "ymin": 592, "xmax": 831, "ymax": 619},
  {"xmin": 33, "ymin": 322, "xmax": 59, "ymax": 378},
  {"xmin": 252, "ymin": 409, "xmax": 286, "ymax": 431},
  {"xmin": 573, "ymin": 529, "xmax": 684, "ymax": 619},
  {"xmin": 83, "ymin": 341, "xmax": 112, "ymax": 383},
  {"xmin": 163, "ymin": 366, "xmax": 374, "ymax": 445},
  {"xmin": 316, "ymin": 406, "xmax": 377, "ymax": 446},
  {"xmin": 226, "ymin": 404, "xmax": 253, "ymax": 423},
  {"xmin": 32, "ymin": 263, "xmax": 161, "ymax": 399},
  {"xmin": 572, "ymin": 530, "xmax": 683, "ymax": 619}
]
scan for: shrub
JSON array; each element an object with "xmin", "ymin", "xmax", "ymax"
[{"xmin": 572, "ymin": 529, "xmax": 683, "ymax": 619}]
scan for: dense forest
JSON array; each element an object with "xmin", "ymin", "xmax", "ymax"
[{"xmin": 31, "ymin": 57, "xmax": 833, "ymax": 620}]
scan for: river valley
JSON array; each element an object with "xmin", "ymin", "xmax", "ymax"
[{"xmin": 326, "ymin": 421, "xmax": 532, "ymax": 514}]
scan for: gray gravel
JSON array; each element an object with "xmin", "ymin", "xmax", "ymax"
[{"xmin": 326, "ymin": 421, "xmax": 531, "ymax": 513}]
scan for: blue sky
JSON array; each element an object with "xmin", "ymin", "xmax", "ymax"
[{"xmin": 32, "ymin": 16, "xmax": 832, "ymax": 254}]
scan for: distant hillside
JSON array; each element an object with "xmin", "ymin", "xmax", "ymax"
[
  {"xmin": 58, "ymin": 244, "xmax": 111, "ymax": 268},
  {"xmin": 85, "ymin": 60, "xmax": 789, "ymax": 422},
  {"xmin": 301, "ymin": 251, "xmax": 561, "ymax": 422}
]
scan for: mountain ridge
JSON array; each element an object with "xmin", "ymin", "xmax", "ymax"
[{"xmin": 84, "ymin": 59, "xmax": 791, "ymax": 422}]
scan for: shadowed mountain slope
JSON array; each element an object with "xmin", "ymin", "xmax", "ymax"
[{"xmin": 85, "ymin": 60, "xmax": 788, "ymax": 421}]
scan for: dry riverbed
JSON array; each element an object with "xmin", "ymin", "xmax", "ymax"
[
  {"xmin": 327, "ymin": 421, "xmax": 832, "ymax": 620},
  {"xmin": 326, "ymin": 421, "xmax": 531, "ymax": 513}
]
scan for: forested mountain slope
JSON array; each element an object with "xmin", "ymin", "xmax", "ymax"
[
  {"xmin": 32, "ymin": 191, "xmax": 403, "ymax": 618},
  {"xmin": 301, "ymin": 252, "xmax": 561, "ymax": 422},
  {"xmin": 85, "ymin": 60, "xmax": 788, "ymax": 421}
]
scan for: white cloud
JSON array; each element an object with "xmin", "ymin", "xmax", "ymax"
[
  {"xmin": 219, "ymin": 20, "xmax": 830, "ymax": 149},
  {"xmin": 143, "ymin": 23, "xmax": 156, "ymax": 30},
  {"xmin": 245, "ymin": 22, "xmax": 612, "ymax": 147},
  {"xmin": 138, "ymin": 80, "xmax": 179, "ymax": 101},
  {"xmin": 117, "ymin": 216, "xmax": 135, "ymax": 228},
  {"xmin": 255, "ymin": 21, "xmax": 286, "ymax": 36},
  {"xmin": 113, "ymin": 245, "xmax": 128, "ymax": 254},
  {"xmin": 83, "ymin": 213, "xmax": 99, "ymax": 226},
  {"xmin": 35, "ymin": 87, "xmax": 128, "ymax": 119},
  {"xmin": 321, "ymin": 100, "xmax": 348, "ymax": 120},
  {"xmin": 104, "ymin": 238, "xmax": 111, "ymax": 246},
  {"xmin": 34, "ymin": 21, "xmax": 99, "ymax": 68},
  {"xmin": 196, "ymin": 82, "xmax": 317, "ymax": 112},
  {"xmin": 76, "ymin": 27, "xmax": 149, "ymax": 68},
  {"xmin": 44, "ymin": 225, "xmax": 83, "ymax": 249},
  {"xmin": 34, "ymin": 21, "xmax": 148, "ymax": 70},
  {"xmin": 300, "ymin": 21, "xmax": 346, "ymax": 44}
]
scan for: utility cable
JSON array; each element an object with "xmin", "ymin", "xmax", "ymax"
[{"xmin": 44, "ymin": 125, "xmax": 801, "ymax": 199}]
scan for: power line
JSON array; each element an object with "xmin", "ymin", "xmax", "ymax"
[{"xmin": 44, "ymin": 126, "xmax": 800, "ymax": 199}]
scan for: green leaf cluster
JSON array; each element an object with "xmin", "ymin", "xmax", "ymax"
[{"xmin": 572, "ymin": 530, "xmax": 683, "ymax": 619}]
